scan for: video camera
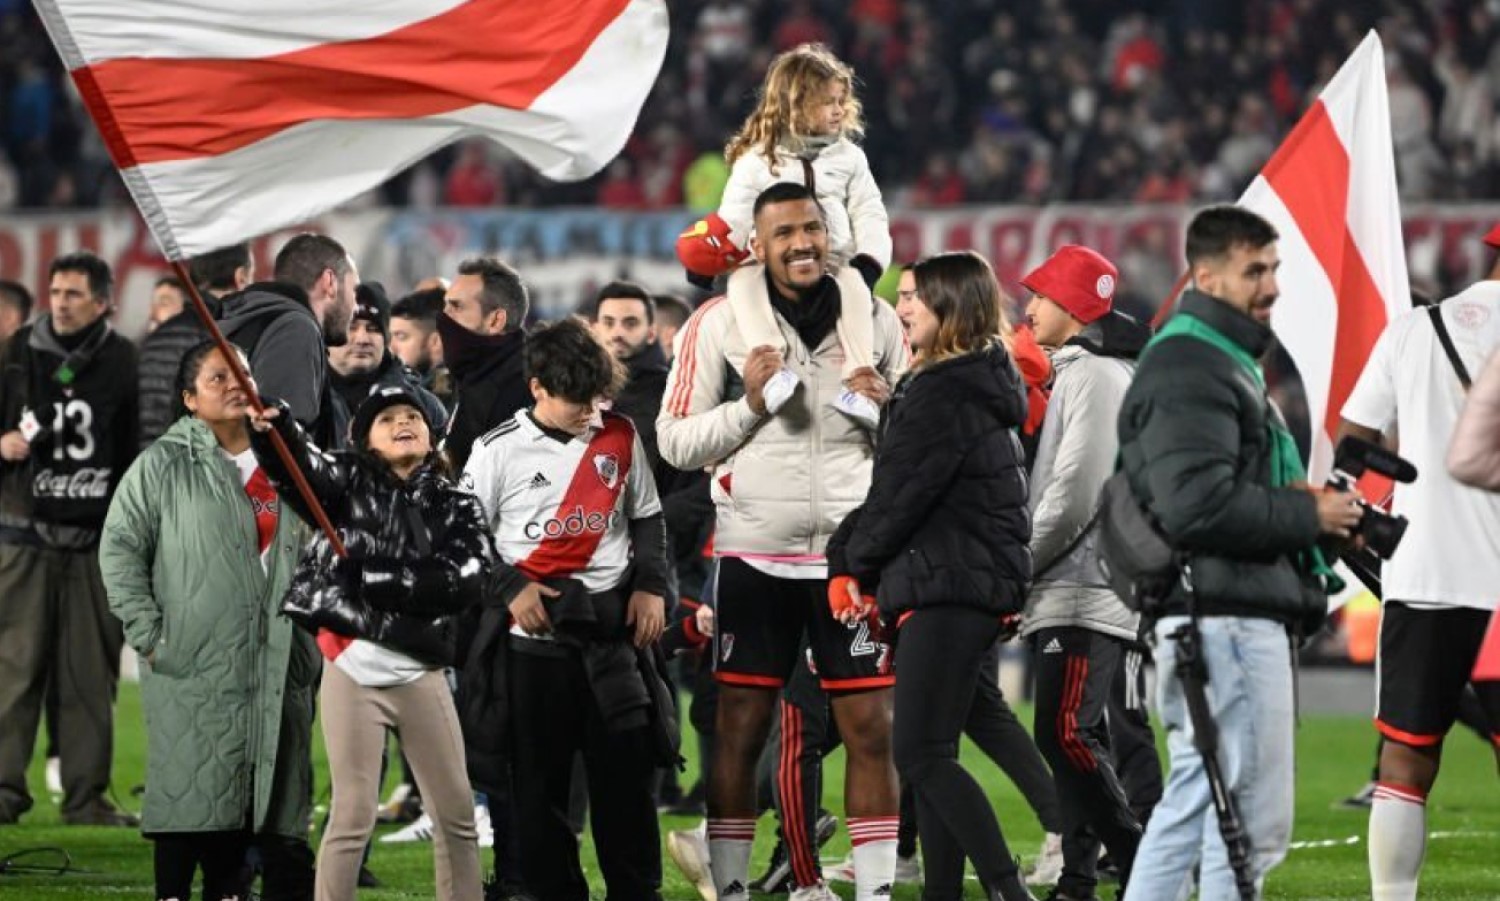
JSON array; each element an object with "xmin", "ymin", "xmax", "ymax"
[{"xmin": 1324, "ymin": 436, "xmax": 1417, "ymax": 559}]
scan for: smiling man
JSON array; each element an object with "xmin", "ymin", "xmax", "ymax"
[
  {"xmin": 327, "ymin": 283, "xmax": 446, "ymax": 448},
  {"xmin": 657, "ymin": 182, "xmax": 909, "ymax": 901}
]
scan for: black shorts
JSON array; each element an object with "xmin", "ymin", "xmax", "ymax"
[
  {"xmin": 711, "ymin": 557, "xmax": 894, "ymax": 693},
  {"xmin": 1376, "ymin": 601, "xmax": 1500, "ymax": 748}
]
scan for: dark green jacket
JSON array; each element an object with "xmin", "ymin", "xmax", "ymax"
[
  {"xmin": 1117, "ymin": 291, "xmax": 1325, "ymax": 626},
  {"xmin": 101, "ymin": 416, "xmax": 318, "ymax": 836}
]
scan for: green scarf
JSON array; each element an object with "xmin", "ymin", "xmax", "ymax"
[{"xmin": 1146, "ymin": 312, "xmax": 1344, "ymax": 594}]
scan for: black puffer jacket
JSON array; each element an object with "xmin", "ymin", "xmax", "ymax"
[
  {"xmin": 828, "ymin": 341, "xmax": 1032, "ymax": 618},
  {"xmin": 1118, "ymin": 291, "xmax": 1323, "ymax": 626},
  {"xmin": 251, "ymin": 403, "xmax": 495, "ymax": 667}
]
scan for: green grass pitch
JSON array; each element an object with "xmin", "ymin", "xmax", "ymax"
[{"xmin": 1, "ymin": 682, "xmax": 1496, "ymax": 898}]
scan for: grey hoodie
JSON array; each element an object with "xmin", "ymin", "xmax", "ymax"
[
  {"xmin": 216, "ymin": 283, "xmax": 327, "ymax": 430},
  {"xmin": 1022, "ymin": 316, "xmax": 1146, "ymax": 641}
]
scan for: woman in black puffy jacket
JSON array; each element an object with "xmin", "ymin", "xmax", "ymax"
[
  {"xmin": 827, "ymin": 251, "xmax": 1036, "ymax": 901},
  {"xmin": 250, "ymin": 385, "xmax": 491, "ymax": 901}
]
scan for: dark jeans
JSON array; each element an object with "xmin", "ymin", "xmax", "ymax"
[
  {"xmin": 899, "ymin": 637, "xmax": 1064, "ymax": 880},
  {"xmin": 509, "ymin": 643, "xmax": 662, "ymax": 901},
  {"xmin": 152, "ymin": 830, "xmax": 253, "ymax": 901},
  {"xmin": 254, "ymin": 833, "xmax": 316, "ymax": 901},
  {"xmin": 1032, "ymin": 627, "xmax": 1144, "ymax": 897},
  {"xmin": 894, "ymin": 607, "xmax": 1018, "ymax": 896}
]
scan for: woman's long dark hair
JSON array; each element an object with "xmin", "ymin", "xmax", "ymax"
[
  {"xmin": 173, "ymin": 339, "xmax": 250, "ymax": 420},
  {"xmin": 911, "ymin": 251, "xmax": 1008, "ymax": 364}
]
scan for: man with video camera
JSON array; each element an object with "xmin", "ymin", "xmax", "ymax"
[
  {"xmin": 1338, "ymin": 228, "xmax": 1500, "ymax": 901},
  {"xmin": 1116, "ymin": 206, "xmax": 1361, "ymax": 900}
]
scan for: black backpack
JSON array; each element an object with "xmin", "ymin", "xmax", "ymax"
[{"xmin": 1096, "ymin": 470, "xmax": 1182, "ymax": 614}]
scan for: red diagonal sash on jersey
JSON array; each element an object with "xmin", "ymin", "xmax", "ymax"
[{"xmin": 517, "ymin": 414, "xmax": 635, "ymax": 581}]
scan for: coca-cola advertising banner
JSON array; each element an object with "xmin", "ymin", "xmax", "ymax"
[{"xmin": 2, "ymin": 204, "xmax": 1497, "ymax": 333}]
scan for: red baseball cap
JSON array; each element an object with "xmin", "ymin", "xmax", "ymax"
[
  {"xmin": 1020, "ymin": 245, "xmax": 1118, "ymax": 324},
  {"xmin": 1485, "ymin": 223, "xmax": 1500, "ymax": 250}
]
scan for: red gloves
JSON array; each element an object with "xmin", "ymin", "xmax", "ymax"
[
  {"xmin": 676, "ymin": 212, "xmax": 749, "ymax": 278},
  {"xmin": 828, "ymin": 575, "xmax": 877, "ymax": 622}
]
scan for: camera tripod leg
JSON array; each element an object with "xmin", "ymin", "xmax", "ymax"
[{"xmin": 1168, "ymin": 622, "xmax": 1259, "ymax": 901}]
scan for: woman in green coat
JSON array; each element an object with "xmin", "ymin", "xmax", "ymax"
[{"xmin": 101, "ymin": 340, "xmax": 316, "ymax": 901}]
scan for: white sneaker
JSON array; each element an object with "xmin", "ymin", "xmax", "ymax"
[
  {"xmin": 763, "ymin": 368, "xmax": 800, "ymax": 415},
  {"xmin": 45, "ymin": 756, "xmax": 62, "ymax": 799},
  {"xmin": 822, "ymin": 852, "xmax": 855, "ymax": 883},
  {"xmin": 832, "ymin": 387, "xmax": 880, "ymax": 430},
  {"xmin": 894, "ymin": 852, "xmax": 922, "ymax": 884},
  {"xmin": 789, "ymin": 881, "xmax": 840, "ymax": 901},
  {"xmin": 474, "ymin": 803, "xmax": 494, "ymax": 849},
  {"xmin": 666, "ymin": 827, "xmax": 716, "ymax": 901},
  {"xmin": 380, "ymin": 812, "xmax": 433, "ymax": 843},
  {"xmin": 1025, "ymin": 831, "xmax": 1064, "ymax": 886}
]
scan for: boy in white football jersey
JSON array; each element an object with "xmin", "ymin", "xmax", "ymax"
[{"xmin": 462, "ymin": 319, "xmax": 670, "ymax": 901}]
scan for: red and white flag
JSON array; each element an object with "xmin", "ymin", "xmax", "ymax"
[
  {"xmin": 34, "ymin": 0, "xmax": 669, "ymax": 260},
  {"xmin": 1241, "ymin": 31, "xmax": 1411, "ymax": 478}
]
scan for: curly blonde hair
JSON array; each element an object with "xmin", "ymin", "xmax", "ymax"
[{"xmin": 726, "ymin": 44, "xmax": 865, "ymax": 170}]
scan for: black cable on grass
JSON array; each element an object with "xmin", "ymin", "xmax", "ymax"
[{"xmin": 0, "ymin": 846, "xmax": 97, "ymax": 876}]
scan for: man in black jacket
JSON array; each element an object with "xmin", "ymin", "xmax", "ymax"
[
  {"xmin": 0, "ymin": 252, "xmax": 138, "ymax": 827},
  {"xmin": 591, "ymin": 281, "xmax": 679, "ymax": 493},
  {"xmin": 327, "ymin": 283, "xmax": 447, "ymax": 445},
  {"xmin": 390, "ymin": 287, "xmax": 454, "ymax": 410},
  {"xmin": 137, "ymin": 242, "xmax": 254, "ymax": 448},
  {"xmin": 1118, "ymin": 207, "xmax": 1361, "ymax": 900},
  {"xmin": 439, "ymin": 257, "xmax": 530, "ymax": 471},
  {"xmin": 218, "ymin": 233, "xmax": 357, "ymax": 451}
]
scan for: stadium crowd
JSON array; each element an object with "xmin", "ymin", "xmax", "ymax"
[
  {"xmin": 2, "ymin": 4, "xmax": 1500, "ymax": 901},
  {"xmin": 5, "ymin": 0, "xmax": 1500, "ymax": 211}
]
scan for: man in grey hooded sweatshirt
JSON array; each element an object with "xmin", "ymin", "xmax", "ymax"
[
  {"xmin": 217, "ymin": 232, "xmax": 357, "ymax": 450},
  {"xmin": 1020, "ymin": 245, "xmax": 1159, "ymax": 901}
]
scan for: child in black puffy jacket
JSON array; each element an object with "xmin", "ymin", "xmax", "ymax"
[{"xmin": 251, "ymin": 384, "xmax": 492, "ymax": 901}]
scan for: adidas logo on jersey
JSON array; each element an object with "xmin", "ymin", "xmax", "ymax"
[
  {"xmin": 527, "ymin": 472, "xmax": 551, "ymax": 489},
  {"xmin": 1043, "ymin": 638, "xmax": 1064, "ymax": 654}
]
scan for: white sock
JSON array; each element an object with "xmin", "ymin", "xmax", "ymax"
[
  {"xmin": 849, "ymin": 816, "xmax": 900, "ymax": 900},
  {"xmin": 1369, "ymin": 782, "xmax": 1426, "ymax": 901},
  {"xmin": 707, "ymin": 818, "xmax": 755, "ymax": 900}
]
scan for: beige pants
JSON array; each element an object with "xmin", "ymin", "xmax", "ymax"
[{"xmin": 315, "ymin": 665, "xmax": 480, "ymax": 901}]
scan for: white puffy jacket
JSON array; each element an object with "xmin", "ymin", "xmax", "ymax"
[
  {"xmin": 718, "ymin": 138, "xmax": 892, "ymax": 270},
  {"xmin": 657, "ymin": 265, "xmax": 908, "ymax": 557}
]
